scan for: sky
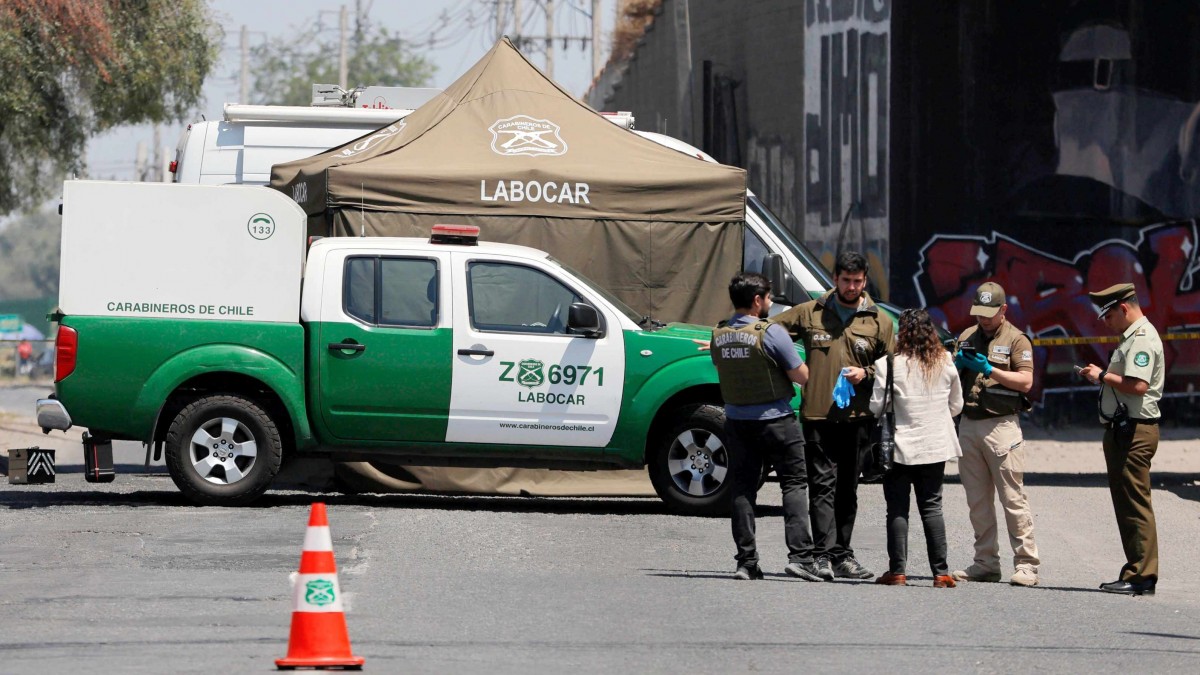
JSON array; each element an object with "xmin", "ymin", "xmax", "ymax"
[{"xmin": 86, "ymin": 0, "xmax": 618, "ymax": 180}]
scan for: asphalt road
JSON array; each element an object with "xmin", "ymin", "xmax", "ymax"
[
  {"xmin": 3, "ymin": 473, "xmax": 1200, "ymax": 673},
  {"xmin": 4, "ymin": 382, "xmax": 1200, "ymax": 672}
]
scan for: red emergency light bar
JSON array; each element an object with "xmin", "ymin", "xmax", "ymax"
[{"xmin": 430, "ymin": 224, "xmax": 480, "ymax": 246}]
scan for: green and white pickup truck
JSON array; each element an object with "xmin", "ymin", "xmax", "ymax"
[{"xmin": 38, "ymin": 181, "xmax": 793, "ymax": 514}]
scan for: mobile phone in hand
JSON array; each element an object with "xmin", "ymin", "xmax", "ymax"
[{"xmin": 959, "ymin": 344, "xmax": 977, "ymax": 358}]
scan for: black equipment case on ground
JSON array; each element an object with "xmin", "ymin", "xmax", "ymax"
[{"xmin": 83, "ymin": 432, "xmax": 115, "ymax": 483}]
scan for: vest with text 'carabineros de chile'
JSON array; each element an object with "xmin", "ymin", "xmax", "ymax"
[{"xmin": 710, "ymin": 321, "xmax": 794, "ymax": 406}]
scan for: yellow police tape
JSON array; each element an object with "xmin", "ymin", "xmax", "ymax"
[{"xmin": 1030, "ymin": 331, "xmax": 1200, "ymax": 347}]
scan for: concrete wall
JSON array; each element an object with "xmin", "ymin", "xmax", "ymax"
[{"xmin": 589, "ymin": 0, "xmax": 892, "ymax": 295}]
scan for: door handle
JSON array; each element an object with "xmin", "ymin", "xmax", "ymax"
[
  {"xmin": 457, "ymin": 348, "xmax": 494, "ymax": 357},
  {"xmin": 328, "ymin": 341, "xmax": 366, "ymax": 353}
]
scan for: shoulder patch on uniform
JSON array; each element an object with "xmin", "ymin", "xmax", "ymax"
[
  {"xmin": 1019, "ymin": 350, "xmax": 1032, "ymax": 361},
  {"xmin": 1134, "ymin": 351, "xmax": 1150, "ymax": 367}
]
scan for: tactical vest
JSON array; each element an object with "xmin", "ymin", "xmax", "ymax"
[
  {"xmin": 959, "ymin": 322, "xmax": 1032, "ymax": 418},
  {"xmin": 710, "ymin": 320, "xmax": 795, "ymax": 406}
]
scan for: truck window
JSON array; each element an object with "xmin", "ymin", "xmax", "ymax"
[
  {"xmin": 743, "ymin": 228, "xmax": 769, "ymax": 273},
  {"xmin": 344, "ymin": 258, "xmax": 376, "ymax": 324},
  {"xmin": 344, "ymin": 256, "xmax": 439, "ymax": 328},
  {"xmin": 467, "ymin": 262, "xmax": 581, "ymax": 335}
]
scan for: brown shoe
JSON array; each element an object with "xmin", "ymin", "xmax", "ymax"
[
  {"xmin": 933, "ymin": 575, "xmax": 958, "ymax": 588},
  {"xmin": 875, "ymin": 571, "xmax": 907, "ymax": 586}
]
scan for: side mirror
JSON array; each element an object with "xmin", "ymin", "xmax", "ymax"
[
  {"xmin": 761, "ymin": 253, "xmax": 789, "ymax": 303},
  {"xmin": 567, "ymin": 303, "xmax": 603, "ymax": 338}
]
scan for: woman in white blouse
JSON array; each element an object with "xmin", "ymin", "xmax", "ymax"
[{"xmin": 869, "ymin": 309, "xmax": 964, "ymax": 588}]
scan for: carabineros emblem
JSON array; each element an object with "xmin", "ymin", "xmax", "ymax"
[
  {"xmin": 1134, "ymin": 351, "xmax": 1150, "ymax": 367},
  {"xmin": 305, "ymin": 579, "xmax": 336, "ymax": 606},
  {"xmin": 517, "ymin": 359, "xmax": 545, "ymax": 388}
]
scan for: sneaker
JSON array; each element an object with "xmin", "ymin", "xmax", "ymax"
[
  {"xmin": 1010, "ymin": 567, "xmax": 1039, "ymax": 587},
  {"xmin": 933, "ymin": 575, "xmax": 958, "ymax": 588},
  {"xmin": 875, "ymin": 571, "xmax": 907, "ymax": 586},
  {"xmin": 833, "ymin": 557, "xmax": 875, "ymax": 579},
  {"xmin": 951, "ymin": 565, "xmax": 1002, "ymax": 583},
  {"xmin": 734, "ymin": 564, "xmax": 764, "ymax": 580},
  {"xmin": 814, "ymin": 556, "xmax": 835, "ymax": 581},
  {"xmin": 784, "ymin": 561, "xmax": 824, "ymax": 582}
]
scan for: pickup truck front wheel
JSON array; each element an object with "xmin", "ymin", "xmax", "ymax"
[
  {"xmin": 165, "ymin": 394, "xmax": 283, "ymax": 506},
  {"xmin": 648, "ymin": 404, "xmax": 733, "ymax": 516}
]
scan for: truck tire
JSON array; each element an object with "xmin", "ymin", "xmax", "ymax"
[
  {"xmin": 648, "ymin": 404, "xmax": 735, "ymax": 516},
  {"xmin": 165, "ymin": 394, "xmax": 283, "ymax": 506}
]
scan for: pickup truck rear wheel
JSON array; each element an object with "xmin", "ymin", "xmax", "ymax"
[
  {"xmin": 648, "ymin": 404, "xmax": 733, "ymax": 516},
  {"xmin": 165, "ymin": 394, "xmax": 283, "ymax": 506}
]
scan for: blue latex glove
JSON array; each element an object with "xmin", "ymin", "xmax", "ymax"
[
  {"xmin": 956, "ymin": 351, "xmax": 993, "ymax": 377},
  {"xmin": 832, "ymin": 370, "xmax": 854, "ymax": 409}
]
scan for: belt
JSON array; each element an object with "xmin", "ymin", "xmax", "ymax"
[{"xmin": 1104, "ymin": 418, "xmax": 1159, "ymax": 429}]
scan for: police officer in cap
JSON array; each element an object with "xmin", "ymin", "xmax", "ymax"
[
  {"xmin": 1079, "ymin": 283, "xmax": 1164, "ymax": 596},
  {"xmin": 951, "ymin": 282, "xmax": 1041, "ymax": 587}
]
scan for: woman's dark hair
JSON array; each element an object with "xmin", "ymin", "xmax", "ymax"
[{"xmin": 895, "ymin": 308, "xmax": 946, "ymax": 383}]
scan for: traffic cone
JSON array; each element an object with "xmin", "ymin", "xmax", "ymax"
[{"xmin": 276, "ymin": 502, "xmax": 365, "ymax": 670}]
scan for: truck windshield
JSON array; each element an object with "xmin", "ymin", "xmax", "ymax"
[
  {"xmin": 747, "ymin": 194, "xmax": 835, "ymax": 290},
  {"xmin": 546, "ymin": 256, "xmax": 646, "ymax": 325}
]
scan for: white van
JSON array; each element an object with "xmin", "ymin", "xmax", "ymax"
[{"xmin": 169, "ymin": 85, "xmax": 438, "ymax": 185}]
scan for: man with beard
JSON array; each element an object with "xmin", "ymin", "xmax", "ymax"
[
  {"xmin": 772, "ymin": 252, "xmax": 893, "ymax": 581},
  {"xmin": 709, "ymin": 273, "xmax": 817, "ymax": 581}
]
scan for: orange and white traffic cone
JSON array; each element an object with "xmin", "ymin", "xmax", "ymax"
[{"xmin": 276, "ymin": 502, "xmax": 365, "ymax": 670}]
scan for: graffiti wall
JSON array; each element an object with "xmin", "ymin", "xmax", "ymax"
[
  {"xmin": 802, "ymin": 0, "xmax": 890, "ymax": 295},
  {"xmin": 915, "ymin": 222, "xmax": 1200, "ymax": 401},
  {"xmin": 890, "ymin": 1, "xmax": 1200, "ymax": 411}
]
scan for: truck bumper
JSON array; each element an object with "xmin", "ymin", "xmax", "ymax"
[{"xmin": 36, "ymin": 398, "xmax": 72, "ymax": 432}]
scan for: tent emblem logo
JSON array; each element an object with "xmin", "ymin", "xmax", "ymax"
[
  {"xmin": 339, "ymin": 122, "xmax": 405, "ymax": 158},
  {"xmin": 489, "ymin": 115, "xmax": 567, "ymax": 157}
]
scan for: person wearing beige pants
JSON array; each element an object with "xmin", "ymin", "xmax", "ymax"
[
  {"xmin": 957, "ymin": 415, "xmax": 1040, "ymax": 579},
  {"xmin": 951, "ymin": 282, "xmax": 1040, "ymax": 587}
]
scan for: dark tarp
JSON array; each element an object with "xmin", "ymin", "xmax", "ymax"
[{"xmin": 270, "ymin": 38, "xmax": 746, "ymax": 325}]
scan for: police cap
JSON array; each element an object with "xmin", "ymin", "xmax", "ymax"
[
  {"xmin": 970, "ymin": 281, "xmax": 1006, "ymax": 317},
  {"xmin": 1088, "ymin": 282, "xmax": 1137, "ymax": 318}
]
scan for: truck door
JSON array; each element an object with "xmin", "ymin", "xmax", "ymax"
[
  {"xmin": 446, "ymin": 253, "xmax": 624, "ymax": 448},
  {"xmin": 318, "ymin": 251, "xmax": 453, "ymax": 441}
]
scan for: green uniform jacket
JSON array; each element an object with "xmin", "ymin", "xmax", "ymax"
[{"xmin": 771, "ymin": 291, "xmax": 893, "ymax": 421}]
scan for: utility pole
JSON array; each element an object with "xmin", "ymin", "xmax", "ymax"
[
  {"xmin": 152, "ymin": 126, "xmax": 161, "ymax": 182},
  {"xmin": 354, "ymin": 0, "xmax": 365, "ymax": 44},
  {"xmin": 591, "ymin": 0, "xmax": 601, "ymax": 78},
  {"xmin": 135, "ymin": 141, "xmax": 147, "ymax": 182},
  {"xmin": 339, "ymin": 4, "xmax": 349, "ymax": 90},
  {"xmin": 513, "ymin": 0, "xmax": 523, "ymax": 47},
  {"xmin": 239, "ymin": 25, "xmax": 249, "ymax": 103},
  {"xmin": 544, "ymin": 0, "xmax": 554, "ymax": 79}
]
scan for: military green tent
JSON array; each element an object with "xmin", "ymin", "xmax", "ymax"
[{"xmin": 270, "ymin": 37, "xmax": 746, "ymax": 325}]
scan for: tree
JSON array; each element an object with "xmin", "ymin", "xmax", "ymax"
[
  {"xmin": 0, "ymin": 209, "xmax": 61, "ymax": 301},
  {"xmin": 0, "ymin": 0, "xmax": 220, "ymax": 215},
  {"xmin": 249, "ymin": 24, "xmax": 436, "ymax": 106}
]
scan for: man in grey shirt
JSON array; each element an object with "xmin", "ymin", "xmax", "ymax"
[{"xmin": 709, "ymin": 273, "xmax": 817, "ymax": 581}]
